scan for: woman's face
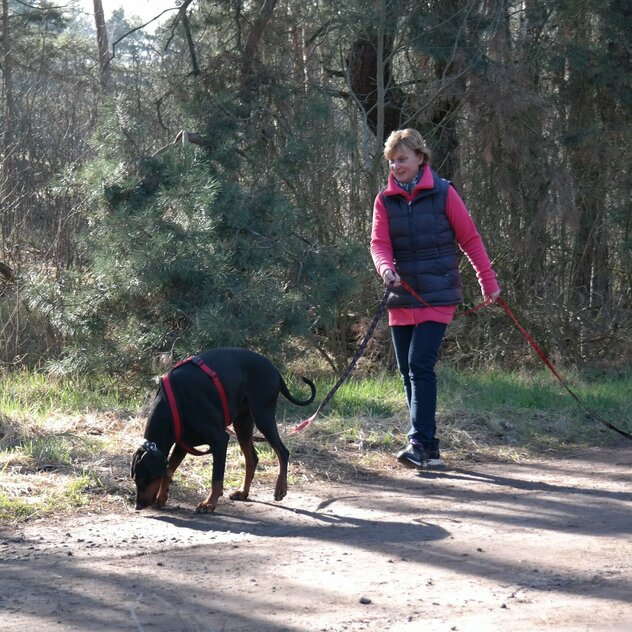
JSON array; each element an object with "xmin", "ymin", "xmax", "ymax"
[{"xmin": 388, "ymin": 144, "xmax": 424, "ymax": 184}]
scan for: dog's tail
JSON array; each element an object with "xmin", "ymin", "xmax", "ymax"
[{"xmin": 280, "ymin": 376, "xmax": 316, "ymax": 406}]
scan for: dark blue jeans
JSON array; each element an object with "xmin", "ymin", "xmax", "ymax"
[{"xmin": 391, "ymin": 322, "xmax": 447, "ymax": 446}]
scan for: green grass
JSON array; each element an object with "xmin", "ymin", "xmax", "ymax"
[
  {"xmin": 438, "ymin": 368, "xmax": 620, "ymax": 413},
  {"xmin": 0, "ymin": 492, "xmax": 36, "ymax": 522},
  {"xmin": 65, "ymin": 470, "xmax": 105, "ymax": 507},
  {"xmin": 1, "ymin": 366, "xmax": 631, "ymax": 523},
  {"xmin": 0, "ymin": 370, "xmax": 141, "ymax": 522},
  {"xmin": 325, "ymin": 375, "xmax": 403, "ymax": 418},
  {"xmin": 0, "ymin": 471, "xmax": 104, "ymax": 522},
  {"xmin": 0, "ymin": 370, "xmax": 143, "ymax": 419},
  {"xmin": 438, "ymin": 367, "xmax": 632, "ymax": 451},
  {"xmin": 293, "ymin": 367, "xmax": 632, "ymax": 454}
]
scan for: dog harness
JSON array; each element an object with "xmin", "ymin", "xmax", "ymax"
[{"xmin": 160, "ymin": 355, "xmax": 231, "ymax": 456}]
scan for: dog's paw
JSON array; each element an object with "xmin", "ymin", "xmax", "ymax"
[
  {"xmin": 229, "ymin": 490, "xmax": 249, "ymax": 501},
  {"xmin": 196, "ymin": 483, "xmax": 223, "ymax": 512},
  {"xmin": 274, "ymin": 479, "xmax": 288, "ymax": 501}
]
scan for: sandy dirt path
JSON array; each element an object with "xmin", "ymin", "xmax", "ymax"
[{"xmin": 1, "ymin": 447, "xmax": 631, "ymax": 631}]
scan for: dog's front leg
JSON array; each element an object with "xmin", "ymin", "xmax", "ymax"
[
  {"xmin": 156, "ymin": 445, "xmax": 186, "ymax": 507},
  {"xmin": 195, "ymin": 480, "xmax": 224, "ymax": 513},
  {"xmin": 195, "ymin": 433, "xmax": 228, "ymax": 513}
]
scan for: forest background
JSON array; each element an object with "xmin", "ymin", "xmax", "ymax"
[{"xmin": 1, "ymin": 0, "xmax": 631, "ymax": 380}]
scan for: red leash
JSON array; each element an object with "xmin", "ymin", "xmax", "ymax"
[
  {"xmin": 496, "ymin": 298, "xmax": 632, "ymax": 441},
  {"xmin": 398, "ymin": 277, "xmax": 490, "ymax": 317},
  {"xmin": 294, "ymin": 280, "xmax": 632, "ymax": 441}
]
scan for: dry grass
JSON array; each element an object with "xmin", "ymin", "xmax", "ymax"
[
  {"xmin": 0, "ymin": 409, "xmax": 417, "ymax": 522},
  {"xmin": 2, "ymin": 366, "xmax": 628, "ymax": 524},
  {"xmin": 0, "ymin": 410, "xmax": 142, "ymax": 522}
]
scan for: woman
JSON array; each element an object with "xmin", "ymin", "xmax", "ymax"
[{"xmin": 371, "ymin": 129, "xmax": 500, "ymax": 468}]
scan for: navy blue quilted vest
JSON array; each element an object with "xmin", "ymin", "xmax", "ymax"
[{"xmin": 383, "ymin": 170, "xmax": 463, "ymax": 308}]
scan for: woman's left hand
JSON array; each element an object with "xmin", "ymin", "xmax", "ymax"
[{"xmin": 484, "ymin": 290, "xmax": 501, "ymax": 304}]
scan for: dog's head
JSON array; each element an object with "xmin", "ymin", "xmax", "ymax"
[{"xmin": 130, "ymin": 440, "xmax": 168, "ymax": 510}]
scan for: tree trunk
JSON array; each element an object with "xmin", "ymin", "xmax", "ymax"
[
  {"xmin": 1, "ymin": 0, "xmax": 15, "ymax": 250},
  {"xmin": 345, "ymin": 1, "xmax": 465, "ymax": 180},
  {"xmin": 346, "ymin": 32, "xmax": 405, "ymax": 143},
  {"xmin": 93, "ymin": 0, "xmax": 112, "ymax": 91},
  {"xmin": 564, "ymin": 14, "xmax": 608, "ymax": 312},
  {"xmin": 239, "ymin": 0, "xmax": 278, "ymax": 115},
  {"xmin": 2, "ymin": 0, "xmax": 14, "ymax": 150}
]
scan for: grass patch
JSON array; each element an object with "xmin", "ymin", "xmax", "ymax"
[
  {"xmin": 0, "ymin": 470, "xmax": 106, "ymax": 523},
  {"xmin": 436, "ymin": 367, "xmax": 632, "ymax": 452},
  {"xmin": 1, "ymin": 369, "xmax": 144, "ymax": 522},
  {"xmin": 65, "ymin": 470, "xmax": 105, "ymax": 507},
  {"xmin": 1, "ymin": 366, "xmax": 630, "ymax": 523},
  {"xmin": 0, "ymin": 370, "xmax": 143, "ymax": 419},
  {"xmin": 22, "ymin": 436, "xmax": 74, "ymax": 468},
  {"xmin": 0, "ymin": 492, "xmax": 36, "ymax": 522}
]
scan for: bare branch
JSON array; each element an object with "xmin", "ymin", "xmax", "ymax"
[
  {"xmin": 151, "ymin": 129, "xmax": 209, "ymax": 157},
  {"xmin": 109, "ymin": 6, "xmax": 181, "ymax": 62}
]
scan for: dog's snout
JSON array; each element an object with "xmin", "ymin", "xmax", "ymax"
[{"xmin": 134, "ymin": 491, "xmax": 153, "ymax": 511}]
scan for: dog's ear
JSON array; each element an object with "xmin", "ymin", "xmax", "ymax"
[
  {"xmin": 139, "ymin": 442, "xmax": 168, "ymax": 478},
  {"xmin": 130, "ymin": 442, "xmax": 147, "ymax": 478},
  {"xmin": 130, "ymin": 449, "xmax": 140, "ymax": 478},
  {"xmin": 131, "ymin": 441, "xmax": 167, "ymax": 479}
]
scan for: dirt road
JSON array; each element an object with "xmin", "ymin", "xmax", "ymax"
[{"xmin": 1, "ymin": 447, "xmax": 631, "ymax": 631}]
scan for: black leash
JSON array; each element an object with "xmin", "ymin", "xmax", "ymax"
[{"xmin": 292, "ymin": 284, "xmax": 392, "ymax": 433}]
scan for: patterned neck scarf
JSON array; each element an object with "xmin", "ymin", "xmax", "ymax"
[{"xmin": 395, "ymin": 168, "xmax": 423, "ymax": 194}]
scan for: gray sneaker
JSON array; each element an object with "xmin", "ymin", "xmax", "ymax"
[
  {"xmin": 424, "ymin": 439, "xmax": 444, "ymax": 468},
  {"xmin": 397, "ymin": 442, "xmax": 428, "ymax": 468}
]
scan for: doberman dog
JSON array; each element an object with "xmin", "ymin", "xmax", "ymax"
[{"xmin": 131, "ymin": 348, "xmax": 316, "ymax": 513}]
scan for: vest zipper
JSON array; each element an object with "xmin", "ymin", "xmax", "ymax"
[{"xmin": 408, "ymin": 198, "xmax": 416, "ymax": 264}]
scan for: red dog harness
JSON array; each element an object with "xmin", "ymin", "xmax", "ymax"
[{"xmin": 160, "ymin": 355, "xmax": 231, "ymax": 456}]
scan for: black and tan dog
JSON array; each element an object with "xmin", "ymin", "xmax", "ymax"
[{"xmin": 131, "ymin": 348, "xmax": 315, "ymax": 513}]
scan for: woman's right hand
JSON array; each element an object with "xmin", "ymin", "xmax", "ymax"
[{"xmin": 382, "ymin": 268, "xmax": 401, "ymax": 287}]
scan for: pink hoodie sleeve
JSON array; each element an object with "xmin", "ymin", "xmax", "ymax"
[
  {"xmin": 370, "ymin": 192, "xmax": 395, "ymax": 279},
  {"xmin": 446, "ymin": 186, "xmax": 500, "ymax": 296}
]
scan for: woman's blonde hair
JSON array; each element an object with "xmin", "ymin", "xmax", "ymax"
[{"xmin": 383, "ymin": 128, "xmax": 431, "ymax": 165}]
